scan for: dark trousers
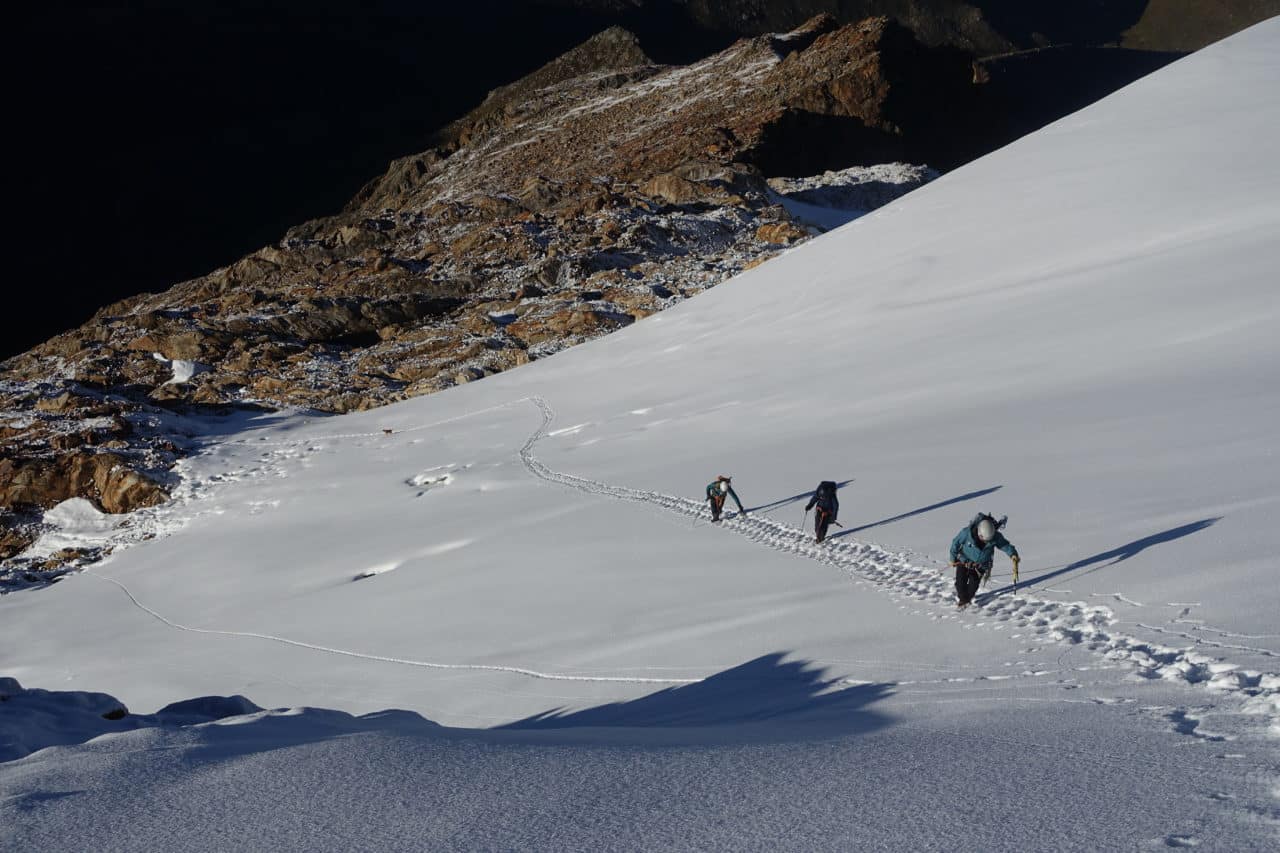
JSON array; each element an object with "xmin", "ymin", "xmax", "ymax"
[
  {"xmin": 955, "ymin": 564, "xmax": 986, "ymax": 605},
  {"xmin": 709, "ymin": 494, "xmax": 725, "ymax": 520},
  {"xmin": 815, "ymin": 509, "xmax": 831, "ymax": 542}
]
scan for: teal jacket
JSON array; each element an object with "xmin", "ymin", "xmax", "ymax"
[
  {"xmin": 950, "ymin": 516, "xmax": 1017, "ymax": 568},
  {"xmin": 706, "ymin": 481, "xmax": 745, "ymax": 514}
]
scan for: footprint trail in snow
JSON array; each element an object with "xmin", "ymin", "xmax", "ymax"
[
  {"xmin": 520, "ymin": 396, "xmax": 1280, "ymax": 729},
  {"xmin": 51, "ymin": 393, "xmax": 1278, "ymax": 735}
]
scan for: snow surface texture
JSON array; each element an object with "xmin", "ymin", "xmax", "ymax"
[{"xmin": 4, "ymin": 19, "xmax": 1280, "ymax": 851}]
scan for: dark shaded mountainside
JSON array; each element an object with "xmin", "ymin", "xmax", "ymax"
[
  {"xmin": 556, "ymin": 0, "xmax": 1280, "ymax": 52},
  {"xmin": 1, "ymin": 4, "xmax": 1277, "ymax": 575},
  {"xmin": 9, "ymin": 0, "xmax": 1278, "ymax": 358}
]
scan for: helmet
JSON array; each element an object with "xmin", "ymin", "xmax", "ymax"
[
  {"xmin": 720, "ymin": 480, "xmax": 729, "ymax": 493},
  {"xmin": 976, "ymin": 518, "xmax": 996, "ymax": 542}
]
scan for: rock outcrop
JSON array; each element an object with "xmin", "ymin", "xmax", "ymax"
[{"xmin": 3, "ymin": 16, "xmax": 955, "ymax": 572}]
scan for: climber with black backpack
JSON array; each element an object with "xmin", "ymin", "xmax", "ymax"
[
  {"xmin": 949, "ymin": 512, "xmax": 1020, "ymax": 609},
  {"xmin": 804, "ymin": 480, "xmax": 840, "ymax": 542}
]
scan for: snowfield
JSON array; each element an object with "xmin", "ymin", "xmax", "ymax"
[{"xmin": 4, "ymin": 18, "xmax": 1280, "ymax": 852}]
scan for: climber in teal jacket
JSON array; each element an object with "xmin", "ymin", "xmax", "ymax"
[
  {"xmin": 950, "ymin": 513, "xmax": 1019, "ymax": 608},
  {"xmin": 705, "ymin": 475, "xmax": 746, "ymax": 522}
]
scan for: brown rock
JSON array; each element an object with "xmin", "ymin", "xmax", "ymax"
[
  {"xmin": 387, "ymin": 363, "xmax": 438, "ymax": 384},
  {"xmin": 0, "ymin": 453, "xmax": 166, "ymax": 514},
  {"xmin": 742, "ymin": 253, "xmax": 780, "ymax": 271},
  {"xmin": 35, "ymin": 392, "xmax": 82, "ymax": 414},
  {"xmin": 0, "ymin": 524, "xmax": 35, "ymax": 561},
  {"xmin": 449, "ymin": 229, "xmax": 495, "ymax": 256},
  {"xmin": 755, "ymin": 222, "xmax": 809, "ymax": 244},
  {"xmin": 126, "ymin": 334, "xmax": 162, "ymax": 353},
  {"xmin": 189, "ymin": 384, "xmax": 231, "ymax": 405},
  {"xmin": 148, "ymin": 383, "xmax": 189, "ymax": 403},
  {"xmin": 50, "ymin": 432, "xmax": 87, "ymax": 451},
  {"xmin": 97, "ymin": 463, "xmax": 167, "ymax": 514},
  {"xmin": 250, "ymin": 377, "xmax": 293, "ymax": 397},
  {"xmin": 457, "ymin": 312, "xmax": 497, "ymax": 336},
  {"xmin": 169, "ymin": 330, "xmax": 232, "ymax": 361},
  {"xmin": 640, "ymin": 173, "xmax": 706, "ymax": 205},
  {"xmin": 473, "ymin": 194, "xmax": 528, "ymax": 218}
]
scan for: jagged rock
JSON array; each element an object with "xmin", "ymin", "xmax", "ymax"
[
  {"xmin": 148, "ymin": 383, "xmax": 190, "ymax": 403},
  {"xmin": 517, "ymin": 176, "xmax": 565, "ymax": 212},
  {"xmin": 0, "ymin": 452, "xmax": 166, "ymax": 514},
  {"xmin": 249, "ymin": 377, "xmax": 293, "ymax": 398},
  {"xmin": 430, "ymin": 26, "xmax": 655, "ymax": 155},
  {"xmin": 97, "ymin": 464, "xmax": 168, "ymax": 514},
  {"xmin": 125, "ymin": 328, "xmax": 232, "ymax": 361},
  {"xmin": 641, "ymin": 173, "xmax": 706, "ymax": 205},
  {"xmin": 50, "ymin": 432, "xmax": 86, "ymax": 451},
  {"xmin": 35, "ymin": 392, "xmax": 82, "ymax": 414},
  {"xmin": 756, "ymin": 222, "xmax": 810, "ymax": 244},
  {"xmin": 0, "ymin": 523, "xmax": 35, "ymax": 561}
]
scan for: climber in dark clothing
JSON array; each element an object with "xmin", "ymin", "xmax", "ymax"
[
  {"xmin": 705, "ymin": 475, "xmax": 746, "ymax": 522},
  {"xmin": 804, "ymin": 480, "xmax": 840, "ymax": 542}
]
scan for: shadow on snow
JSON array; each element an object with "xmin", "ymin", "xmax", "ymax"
[
  {"xmin": 3, "ymin": 656, "xmax": 892, "ymax": 765},
  {"xmin": 748, "ymin": 480, "xmax": 854, "ymax": 514},
  {"xmin": 500, "ymin": 652, "xmax": 892, "ymax": 740},
  {"xmin": 833, "ymin": 485, "xmax": 1003, "ymax": 538},
  {"xmin": 983, "ymin": 517, "xmax": 1221, "ymax": 598}
]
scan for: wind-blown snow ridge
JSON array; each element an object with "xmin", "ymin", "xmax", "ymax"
[{"xmin": 519, "ymin": 396, "xmax": 1280, "ymax": 723}]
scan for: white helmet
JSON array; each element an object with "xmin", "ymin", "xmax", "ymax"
[
  {"xmin": 720, "ymin": 480, "xmax": 730, "ymax": 493},
  {"xmin": 976, "ymin": 518, "xmax": 996, "ymax": 542}
]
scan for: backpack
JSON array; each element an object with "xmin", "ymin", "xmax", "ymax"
[
  {"xmin": 815, "ymin": 481, "xmax": 838, "ymax": 516},
  {"xmin": 970, "ymin": 512, "xmax": 1008, "ymax": 536}
]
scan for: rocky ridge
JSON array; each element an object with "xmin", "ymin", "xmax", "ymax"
[{"xmin": 1, "ymin": 15, "xmax": 958, "ymax": 577}]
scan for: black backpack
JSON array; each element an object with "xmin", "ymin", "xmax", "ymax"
[
  {"xmin": 971, "ymin": 512, "xmax": 1008, "ymax": 535},
  {"xmin": 815, "ymin": 481, "xmax": 838, "ymax": 515}
]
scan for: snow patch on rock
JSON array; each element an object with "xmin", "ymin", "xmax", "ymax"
[{"xmin": 152, "ymin": 353, "xmax": 210, "ymax": 385}]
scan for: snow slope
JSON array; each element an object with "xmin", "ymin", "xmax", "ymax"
[{"xmin": 4, "ymin": 18, "xmax": 1280, "ymax": 852}]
